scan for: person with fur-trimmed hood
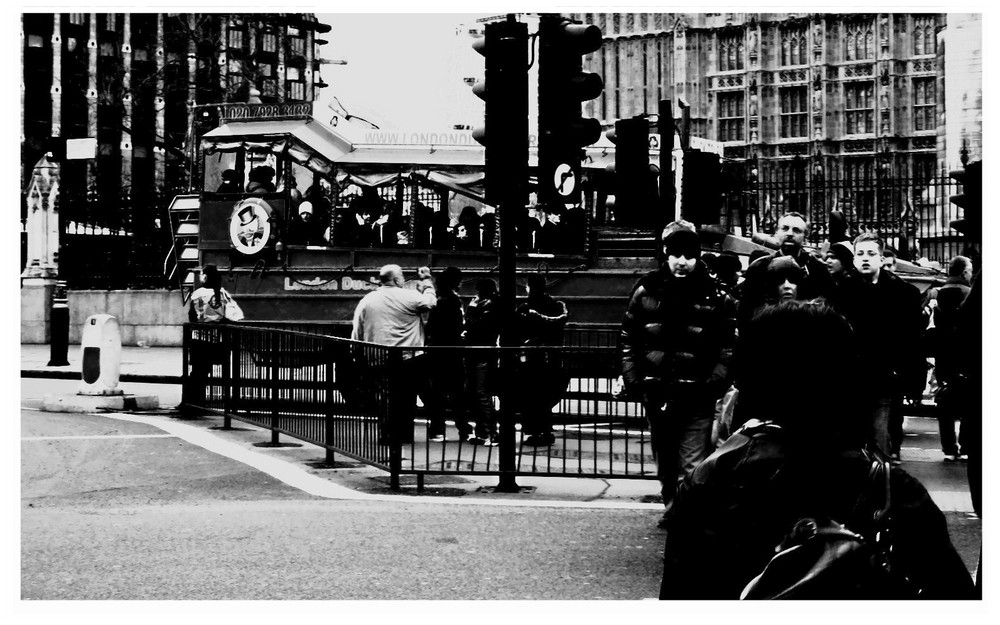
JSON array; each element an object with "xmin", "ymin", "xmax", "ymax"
[{"xmin": 620, "ymin": 220, "xmax": 736, "ymax": 529}]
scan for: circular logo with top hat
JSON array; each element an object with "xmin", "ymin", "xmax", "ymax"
[{"xmin": 229, "ymin": 198, "xmax": 272, "ymax": 254}]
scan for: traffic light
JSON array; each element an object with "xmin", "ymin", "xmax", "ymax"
[
  {"xmin": 658, "ymin": 99, "xmax": 676, "ymax": 219},
  {"xmin": 680, "ymin": 149, "xmax": 723, "ymax": 226},
  {"xmin": 537, "ymin": 14, "xmax": 604, "ymax": 207},
  {"xmin": 472, "ymin": 18, "xmax": 529, "ymax": 208},
  {"xmin": 605, "ymin": 117, "xmax": 651, "ymax": 227},
  {"xmin": 949, "ymin": 160, "xmax": 981, "ymax": 242}
]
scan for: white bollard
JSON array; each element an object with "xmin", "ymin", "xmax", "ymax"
[{"xmin": 78, "ymin": 314, "xmax": 123, "ymax": 396}]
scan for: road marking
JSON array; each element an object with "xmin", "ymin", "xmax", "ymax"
[
  {"xmin": 22, "ymin": 434, "xmax": 176, "ymax": 441},
  {"xmin": 79, "ymin": 411, "xmax": 665, "ymax": 511},
  {"xmin": 927, "ymin": 490, "xmax": 974, "ymax": 513},
  {"xmin": 23, "ymin": 406, "xmax": 975, "ymax": 514}
]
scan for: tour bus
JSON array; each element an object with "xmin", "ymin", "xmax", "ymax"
[
  {"xmin": 169, "ymin": 101, "xmax": 941, "ymax": 330},
  {"xmin": 170, "ymin": 101, "xmax": 680, "ymax": 329}
]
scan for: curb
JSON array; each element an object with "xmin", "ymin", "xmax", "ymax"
[{"xmin": 22, "ymin": 370, "xmax": 182, "ymax": 385}]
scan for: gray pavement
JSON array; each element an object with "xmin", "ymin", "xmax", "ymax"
[
  {"xmin": 18, "ymin": 355, "xmax": 978, "ymax": 513},
  {"xmin": 21, "ymin": 345, "xmax": 982, "ymax": 599},
  {"xmin": 21, "ymin": 405, "xmax": 666, "ymax": 600},
  {"xmin": 20, "ymin": 343, "xmax": 183, "ymax": 381}
]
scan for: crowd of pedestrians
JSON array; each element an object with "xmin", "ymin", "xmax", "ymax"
[
  {"xmin": 614, "ymin": 211, "xmax": 979, "ymax": 598},
  {"xmin": 350, "ymin": 264, "xmax": 569, "ymax": 447},
  {"xmin": 340, "ymin": 209, "xmax": 979, "ymax": 598}
]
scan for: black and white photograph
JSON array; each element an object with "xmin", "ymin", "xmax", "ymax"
[{"xmin": 14, "ymin": 0, "xmax": 989, "ymax": 616}]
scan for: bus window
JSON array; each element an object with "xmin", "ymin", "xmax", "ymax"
[{"xmin": 204, "ymin": 152, "xmax": 239, "ymax": 194}]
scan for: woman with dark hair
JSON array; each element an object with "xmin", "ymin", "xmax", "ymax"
[
  {"xmin": 188, "ymin": 265, "xmax": 240, "ymax": 323},
  {"xmin": 660, "ymin": 301, "xmax": 975, "ymax": 600},
  {"xmin": 187, "ymin": 264, "xmax": 242, "ymax": 402},
  {"xmin": 513, "ymin": 275, "xmax": 569, "ymax": 446},
  {"xmin": 455, "ymin": 205, "xmax": 482, "ymax": 250},
  {"xmin": 245, "ymin": 166, "xmax": 276, "ymax": 194},
  {"xmin": 465, "ymin": 278, "xmax": 501, "ymax": 445},
  {"xmin": 424, "ymin": 267, "xmax": 469, "ymax": 442}
]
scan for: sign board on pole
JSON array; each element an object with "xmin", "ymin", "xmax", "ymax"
[
  {"xmin": 672, "ymin": 134, "xmax": 724, "ymax": 155},
  {"xmin": 66, "ymin": 138, "xmax": 97, "ymax": 160}
]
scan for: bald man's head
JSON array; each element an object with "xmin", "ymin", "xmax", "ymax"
[{"xmin": 378, "ymin": 264, "xmax": 404, "ymax": 287}]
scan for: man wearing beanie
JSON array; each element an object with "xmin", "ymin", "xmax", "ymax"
[
  {"xmin": 823, "ymin": 240, "xmax": 858, "ymax": 308},
  {"xmin": 620, "ymin": 220, "xmax": 735, "ymax": 528},
  {"xmin": 825, "ymin": 240, "xmax": 855, "ymax": 278}
]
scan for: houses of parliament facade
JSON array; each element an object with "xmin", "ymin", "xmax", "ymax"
[{"xmin": 572, "ymin": 12, "xmax": 981, "ymax": 256}]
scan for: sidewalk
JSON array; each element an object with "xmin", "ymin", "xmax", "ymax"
[
  {"xmin": 18, "ymin": 343, "xmax": 969, "ymax": 512},
  {"xmin": 21, "ymin": 343, "xmax": 182, "ymax": 382},
  {"xmin": 19, "ymin": 343, "xmax": 662, "ymax": 507}
]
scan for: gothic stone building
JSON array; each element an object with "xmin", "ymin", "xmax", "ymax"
[{"xmin": 573, "ymin": 12, "xmax": 979, "ymax": 262}]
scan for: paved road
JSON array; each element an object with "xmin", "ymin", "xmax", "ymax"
[
  {"xmin": 20, "ymin": 379, "xmax": 980, "ymax": 600},
  {"xmin": 20, "ymin": 402, "xmax": 664, "ymax": 600}
]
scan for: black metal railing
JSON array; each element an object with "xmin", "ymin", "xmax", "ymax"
[
  {"xmin": 182, "ymin": 323, "xmax": 651, "ymax": 489},
  {"xmin": 55, "ymin": 186, "xmax": 175, "ymax": 290},
  {"xmin": 721, "ymin": 170, "xmax": 967, "ymax": 264}
]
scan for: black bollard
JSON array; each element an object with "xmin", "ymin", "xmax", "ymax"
[{"xmin": 47, "ymin": 280, "xmax": 70, "ymax": 366}]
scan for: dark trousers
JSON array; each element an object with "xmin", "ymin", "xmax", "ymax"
[
  {"xmin": 466, "ymin": 357, "xmax": 497, "ymax": 439},
  {"xmin": 426, "ymin": 352, "xmax": 469, "ymax": 438},
  {"xmin": 516, "ymin": 356, "xmax": 559, "ymax": 437},
  {"xmin": 644, "ymin": 391, "xmax": 716, "ymax": 512},
  {"xmin": 869, "ymin": 390, "xmax": 904, "ymax": 457},
  {"xmin": 383, "ymin": 354, "xmax": 433, "ymax": 444}
]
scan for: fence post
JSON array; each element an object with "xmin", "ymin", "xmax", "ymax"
[
  {"xmin": 228, "ymin": 323, "xmax": 241, "ymax": 429},
  {"xmin": 269, "ymin": 330, "xmax": 280, "ymax": 445},
  {"xmin": 388, "ymin": 348, "xmax": 402, "ymax": 491},
  {"xmin": 324, "ymin": 357, "xmax": 335, "ymax": 466},
  {"xmin": 181, "ymin": 323, "xmax": 191, "ymax": 406},
  {"xmin": 496, "ymin": 347, "xmax": 520, "ymax": 492},
  {"xmin": 222, "ymin": 323, "xmax": 232, "ymax": 428}
]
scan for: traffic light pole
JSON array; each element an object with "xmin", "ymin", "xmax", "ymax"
[
  {"xmin": 487, "ymin": 16, "xmax": 528, "ymax": 493},
  {"xmin": 658, "ymin": 99, "xmax": 675, "ymax": 233}
]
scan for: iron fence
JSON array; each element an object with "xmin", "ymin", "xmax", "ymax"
[
  {"xmin": 48, "ymin": 187, "xmax": 174, "ymax": 290},
  {"xmin": 182, "ymin": 323, "xmax": 652, "ymax": 489},
  {"xmin": 720, "ymin": 167, "xmax": 970, "ymax": 264}
]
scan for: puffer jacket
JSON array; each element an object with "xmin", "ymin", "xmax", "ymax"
[{"xmin": 620, "ymin": 262, "xmax": 735, "ymax": 399}]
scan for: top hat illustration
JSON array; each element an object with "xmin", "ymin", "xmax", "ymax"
[{"xmin": 237, "ymin": 204, "xmax": 258, "ymax": 227}]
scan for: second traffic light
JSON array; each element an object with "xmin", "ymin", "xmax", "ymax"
[
  {"xmin": 680, "ymin": 149, "xmax": 723, "ymax": 226},
  {"xmin": 537, "ymin": 14, "xmax": 604, "ymax": 207},
  {"xmin": 605, "ymin": 117, "xmax": 655, "ymax": 227},
  {"xmin": 949, "ymin": 160, "xmax": 981, "ymax": 242},
  {"xmin": 472, "ymin": 19, "xmax": 529, "ymax": 208}
]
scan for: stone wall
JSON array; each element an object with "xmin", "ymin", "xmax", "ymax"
[
  {"xmin": 20, "ymin": 281, "xmax": 54, "ymax": 344},
  {"xmin": 68, "ymin": 290, "xmax": 187, "ymax": 346},
  {"xmin": 21, "ymin": 289, "xmax": 188, "ymax": 346}
]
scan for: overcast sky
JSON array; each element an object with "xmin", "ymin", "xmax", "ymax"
[{"xmin": 317, "ymin": 13, "xmax": 489, "ymax": 132}]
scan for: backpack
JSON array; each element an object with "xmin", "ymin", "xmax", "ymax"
[{"xmin": 739, "ymin": 423, "xmax": 918, "ymax": 600}]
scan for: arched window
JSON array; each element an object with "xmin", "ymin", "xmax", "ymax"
[
  {"xmin": 719, "ymin": 33, "xmax": 743, "ymax": 71},
  {"xmin": 913, "ymin": 16, "xmax": 936, "ymax": 55},
  {"xmin": 844, "ymin": 18, "xmax": 874, "ymax": 61}
]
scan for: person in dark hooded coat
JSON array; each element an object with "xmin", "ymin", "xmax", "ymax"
[{"xmin": 620, "ymin": 220, "xmax": 735, "ymax": 528}]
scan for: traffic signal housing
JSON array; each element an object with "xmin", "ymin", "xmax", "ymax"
[
  {"xmin": 949, "ymin": 160, "xmax": 981, "ymax": 242},
  {"xmin": 472, "ymin": 19, "xmax": 529, "ymax": 208},
  {"xmin": 605, "ymin": 117, "xmax": 652, "ymax": 227},
  {"xmin": 537, "ymin": 14, "xmax": 604, "ymax": 207},
  {"xmin": 680, "ymin": 149, "xmax": 723, "ymax": 226}
]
